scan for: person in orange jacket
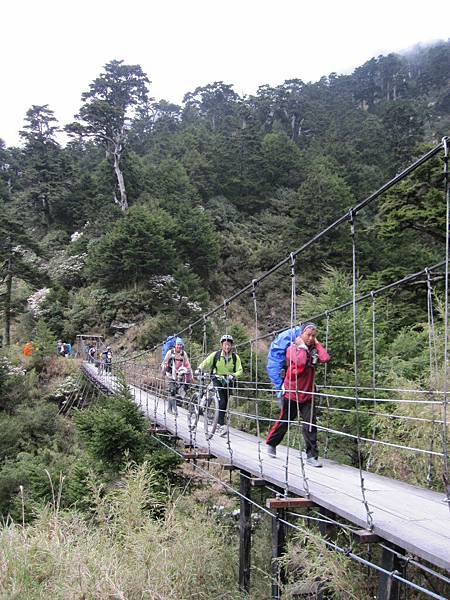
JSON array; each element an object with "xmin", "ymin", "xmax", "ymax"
[{"xmin": 22, "ymin": 341, "xmax": 33, "ymax": 357}]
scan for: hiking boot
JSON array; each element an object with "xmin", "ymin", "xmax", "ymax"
[
  {"xmin": 218, "ymin": 425, "xmax": 228, "ymax": 437},
  {"xmin": 266, "ymin": 444, "xmax": 277, "ymax": 458},
  {"xmin": 306, "ymin": 456, "xmax": 323, "ymax": 468}
]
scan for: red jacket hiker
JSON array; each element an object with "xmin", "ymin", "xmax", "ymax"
[{"xmin": 283, "ymin": 341, "xmax": 330, "ymax": 403}]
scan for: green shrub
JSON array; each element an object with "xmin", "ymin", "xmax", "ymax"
[
  {"xmin": 74, "ymin": 381, "xmax": 180, "ymax": 478},
  {"xmin": 30, "ymin": 320, "xmax": 57, "ymax": 373}
]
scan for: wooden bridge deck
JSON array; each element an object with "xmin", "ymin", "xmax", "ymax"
[{"xmin": 83, "ymin": 363, "xmax": 450, "ymax": 573}]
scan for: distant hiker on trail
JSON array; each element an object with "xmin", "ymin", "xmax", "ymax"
[
  {"xmin": 101, "ymin": 346, "xmax": 113, "ymax": 374},
  {"xmin": 22, "ymin": 341, "xmax": 33, "ymax": 357},
  {"xmin": 265, "ymin": 322, "xmax": 329, "ymax": 467},
  {"xmin": 162, "ymin": 337, "xmax": 192, "ymax": 414},
  {"xmin": 88, "ymin": 345, "xmax": 96, "ymax": 364},
  {"xmin": 196, "ymin": 334, "xmax": 243, "ymax": 437}
]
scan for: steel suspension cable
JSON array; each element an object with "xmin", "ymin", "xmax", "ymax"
[
  {"xmin": 283, "ymin": 258, "xmax": 295, "ymax": 494},
  {"xmin": 251, "ymin": 281, "xmax": 264, "ymax": 476},
  {"xmin": 426, "ymin": 269, "xmax": 439, "ymax": 486},
  {"xmin": 442, "ymin": 136, "xmax": 450, "ymax": 508},
  {"xmin": 323, "ymin": 311, "xmax": 331, "ymax": 458},
  {"xmin": 222, "ymin": 302, "xmax": 234, "ymax": 466},
  {"xmin": 350, "ymin": 209, "xmax": 373, "ymax": 530},
  {"xmin": 289, "ymin": 254, "xmax": 310, "ymax": 497},
  {"xmin": 366, "ymin": 291, "xmax": 377, "ymax": 472},
  {"xmin": 232, "ymin": 260, "xmax": 446, "ymax": 358}
]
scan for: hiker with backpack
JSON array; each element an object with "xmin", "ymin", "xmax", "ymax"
[
  {"xmin": 101, "ymin": 346, "xmax": 113, "ymax": 374},
  {"xmin": 196, "ymin": 334, "xmax": 243, "ymax": 437},
  {"xmin": 88, "ymin": 345, "xmax": 96, "ymax": 364},
  {"xmin": 265, "ymin": 322, "xmax": 329, "ymax": 467},
  {"xmin": 162, "ymin": 337, "xmax": 192, "ymax": 414}
]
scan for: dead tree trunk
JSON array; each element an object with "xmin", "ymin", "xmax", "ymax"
[
  {"xmin": 112, "ymin": 136, "xmax": 128, "ymax": 211},
  {"xmin": 3, "ymin": 265, "xmax": 12, "ymax": 346}
]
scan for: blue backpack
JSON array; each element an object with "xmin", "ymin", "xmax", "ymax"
[
  {"xmin": 266, "ymin": 326, "xmax": 301, "ymax": 398},
  {"xmin": 162, "ymin": 335, "xmax": 177, "ymax": 360}
]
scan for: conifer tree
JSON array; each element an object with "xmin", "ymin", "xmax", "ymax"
[{"xmin": 67, "ymin": 60, "xmax": 151, "ymax": 211}]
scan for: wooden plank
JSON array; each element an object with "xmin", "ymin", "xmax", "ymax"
[
  {"xmin": 352, "ymin": 529, "xmax": 380, "ymax": 543},
  {"xmin": 267, "ymin": 497, "xmax": 314, "ymax": 510},
  {"xmin": 181, "ymin": 452, "xmax": 215, "ymax": 461},
  {"xmin": 250, "ymin": 478, "xmax": 266, "ymax": 487},
  {"xmin": 147, "ymin": 426, "xmax": 170, "ymax": 434},
  {"xmin": 223, "ymin": 464, "xmax": 238, "ymax": 471}
]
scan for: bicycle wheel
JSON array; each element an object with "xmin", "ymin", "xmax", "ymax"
[
  {"xmin": 203, "ymin": 388, "xmax": 219, "ymax": 440},
  {"xmin": 187, "ymin": 392, "xmax": 200, "ymax": 431}
]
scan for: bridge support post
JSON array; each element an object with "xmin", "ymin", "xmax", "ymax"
[
  {"xmin": 239, "ymin": 470, "xmax": 252, "ymax": 594},
  {"xmin": 317, "ymin": 506, "xmax": 336, "ymax": 539},
  {"xmin": 271, "ymin": 507, "xmax": 287, "ymax": 600},
  {"xmin": 377, "ymin": 543, "xmax": 403, "ymax": 600}
]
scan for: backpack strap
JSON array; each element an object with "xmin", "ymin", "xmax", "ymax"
[
  {"xmin": 211, "ymin": 350, "xmax": 237, "ymax": 373},
  {"xmin": 167, "ymin": 348, "xmax": 176, "ymax": 368},
  {"xmin": 211, "ymin": 350, "xmax": 222, "ymax": 373}
]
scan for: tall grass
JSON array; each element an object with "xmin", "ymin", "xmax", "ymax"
[{"xmin": 0, "ymin": 463, "xmax": 246, "ymax": 599}]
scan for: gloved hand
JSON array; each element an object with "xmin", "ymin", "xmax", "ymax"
[
  {"xmin": 194, "ymin": 368, "xmax": 202, "ymax": 377},
  {"xmin": 227, "ymin": 374, "xmax": 235, "ymax": 385}
]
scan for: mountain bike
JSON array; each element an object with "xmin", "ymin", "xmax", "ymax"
[{"xmin": 187, "ymin": 372, "xmax": 220, "ymax": 440}]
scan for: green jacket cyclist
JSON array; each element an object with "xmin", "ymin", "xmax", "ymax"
[{"xmin": 197, "ymin": 334, "xmax": 243, "ymax": 437}]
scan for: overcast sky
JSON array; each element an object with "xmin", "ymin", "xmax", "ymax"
[{"xmin": 1, "ymin": 0, "xmax": 449, "ymax": 147}]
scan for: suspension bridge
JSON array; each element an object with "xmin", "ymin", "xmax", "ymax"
[{"xmin": 74, "ymin": 138, "xmax": 450, "ymax": 600}]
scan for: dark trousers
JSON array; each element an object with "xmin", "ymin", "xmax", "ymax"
[
  {"xmin": 265, "ymin": 397, "xmax": 318, "ymax": 458},
  {"xmin": 216, "ymin": 385, "xmax": 231, "ymax": 426}
]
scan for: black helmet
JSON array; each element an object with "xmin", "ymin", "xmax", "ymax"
[{"xmin": 220, "ymin": 334, "xmax": 234, "ymax": 344}]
